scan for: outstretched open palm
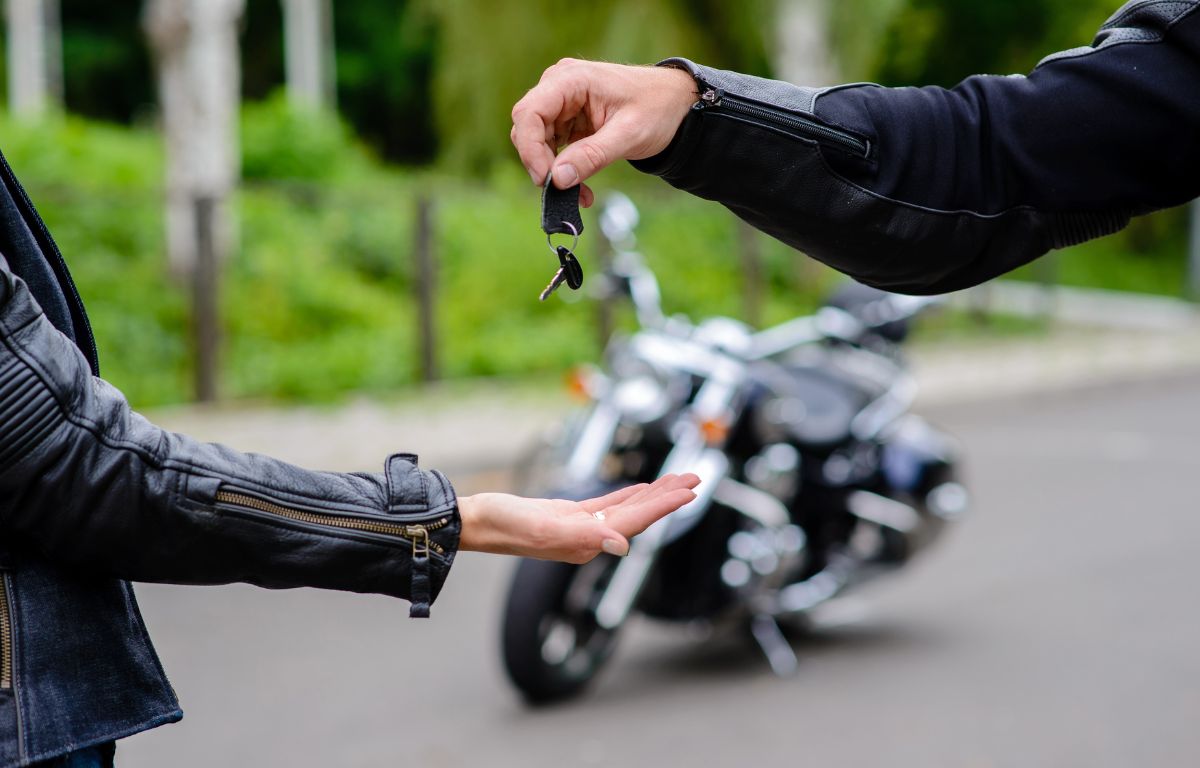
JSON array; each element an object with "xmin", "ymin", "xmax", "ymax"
[{"xmin": 459, "ymin": 473, "xmax": 700, "ymax": 563}]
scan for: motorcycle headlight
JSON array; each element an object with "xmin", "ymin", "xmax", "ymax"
[
  {"xmin": 606, "ymin": 337, "xmax": 683, "ymax": 424},
  {"xmin": 611, "ymin": 375, "xmax": 671, "ymax": 424}
]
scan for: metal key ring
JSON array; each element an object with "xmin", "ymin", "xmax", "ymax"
[{"xmin": 546, "ymin": 220, "xmax": 579, "ymax": 257}]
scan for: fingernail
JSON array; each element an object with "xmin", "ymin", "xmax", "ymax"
[
  {"xmin": 554, "ymin": 163, "xmax": 579, "ymax": 188},
  {"xmin": 601, "ymin": 539, "xmax": 628, "ymax": 557},
  {"xmin": 529, "ymin": 167, "xmax": 543, "ymax": 185}
]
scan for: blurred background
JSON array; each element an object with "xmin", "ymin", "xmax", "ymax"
[
  {"xmin": 5, "ymin": 2, "xmax": 1200, "ymax": 766},
  {"xmin": 0, "ymin": 0, "xmax": 1195, "ymax": 408}
]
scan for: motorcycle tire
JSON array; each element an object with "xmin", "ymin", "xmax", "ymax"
[{"xmin": 502, "ymin": 555, "xmax": 621, "ymax": 704}]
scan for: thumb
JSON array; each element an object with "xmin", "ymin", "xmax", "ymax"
[
  {"xmin": 551, "ymin": 124, "xmax": 629, "ymax": 189},
  {"xmin": 562, "ymin": 515, "xmax": 630, "ymax": 560},
  {"xmin": 586, "ymin": 520, "xmax": 629, "ymax": 558},
  {"xmin": 597, "ymin": 528, "xmax": 630, "ymax": 557}
]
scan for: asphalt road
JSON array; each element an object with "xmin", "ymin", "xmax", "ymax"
[{"xmin": 119, "ymin": 372, "xmax": 1200, "ymax": 768}]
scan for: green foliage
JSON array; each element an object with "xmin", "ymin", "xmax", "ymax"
[
  {"xmin": 427, "ymin": 0, "xmax": 772, "ymax": 177},
  {"xmin": 0, "ymin": 113, "xmax": 187, "ymax": 406},
  {"xmin": 332, "ymin": 0, "xmax": 440, "ymax": 164},
  {"xmin": 1014, "ymin": 206, "xmax": 1191, "ymax": 296},
  {"xmin": 12, "ymin": 1, "xmax": 772, "ymax": 167},
  {"xmin": 59, "ymin": 1, "xmax": 156, "ymax": 124},
  {"xmin": 873, "ymin": 0, "xmax": 1117, "ymax": 85},
  {"xmin": 223, "ymin": 185, "xmax": 418, "ymax": 399},
  {"xmin": 241, "ymin": 0, "xmax": 286, "ymax": 104},
  {"xmin": 431, "ymin": 171, "xmax": 835, "ymax": 378},
  {"xmin": 2, "ymin": 2, "xmax": 1193, "ymax": 409},
  {"xmin": 4, "ymin": 102, "xmax": 1190, "ymax": 410},
  {"xmin": 246, "ymin": 0, "xmax": 441, "ymax": 164},
  {"xmin": 828, "ymin": 0, "xmax": 909, "ymax": 80},
  {"xmin": 0, "ymin": 105, "xmax": 830, "ymax": 408},
  {"xmin": 241, "ymin": 93, "xmax": 372, "ymax": 181}
]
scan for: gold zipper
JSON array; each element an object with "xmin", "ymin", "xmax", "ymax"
[
  {"xmin": 1, "ymin": 575, "xmax": 13, "ymax": 689},
  {"xmin": 214, "ymin": 490, "xmax": 448, "ymax": 556}
]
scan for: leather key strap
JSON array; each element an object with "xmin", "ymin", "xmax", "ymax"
[{"xmin": 541, "ymin": 174, "xmax": 584, "ymax": 236}]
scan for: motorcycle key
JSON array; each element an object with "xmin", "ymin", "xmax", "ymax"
[
  {"xmin": 540, "ymin": 245, "xmax": 584, "ymax": 301},
  {"xmin": 539, "ymin": 172, "xmax": 585, "ymax": 301}
]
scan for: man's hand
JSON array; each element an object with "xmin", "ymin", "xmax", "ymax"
[
  {"xmin": 510, "ymin": 59, "xmax": 697, "ymax": 207},
  {"xmin": 458, "ymin": 473, "xmax": 700, "ymax": 563}
]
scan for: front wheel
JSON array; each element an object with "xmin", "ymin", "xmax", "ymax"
[{"xmin": 502, "ymin": 555, "xmax": 622, "ymax": 704}]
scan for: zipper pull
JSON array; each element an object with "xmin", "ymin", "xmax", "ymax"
[
  {"xmin": 406, "ymin": 525, "xmax": 432, "ymax": 618},
  {"xmin": 699, "ymin": 86, "xmax": 723, "ymax": 108}
]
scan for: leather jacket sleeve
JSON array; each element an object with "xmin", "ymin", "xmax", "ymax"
[
  {"xmin": 633, "ymin": 0, "xmax": 1200, "ymax": 294},
  {"xmin": 0, "ymin": 252, "xmax": 459, "ymax": 617}
]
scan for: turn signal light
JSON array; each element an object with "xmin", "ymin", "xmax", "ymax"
[
  {"xmin": 699, "ymin": 416, "xmax": 731, "ymax": 446},
  {"xmin": 565, "ymin": 366, "xmax": 593, "ymax": 402}
]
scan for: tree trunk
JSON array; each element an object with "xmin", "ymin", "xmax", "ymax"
[
  {"xmin": 144, "ymin": 0, "xmax": 244, "ymax": 401},
  {"xmin": 5, "ymin": 0, "xmax": 62, "ymax": 118},
  {"xmin": 775, "ymin": 0, "xmax": 838, "ymax": 290},
  {"xmin": 144, "ymin": 0, "xmax": 244, "ymax": 276},
  {"xmin": 774, "ymin": 0, "xmax": 838, "ymax": 87},
  {"xmin": 281, "ymin": 0, "xmax": 335, "ymax": 111}
]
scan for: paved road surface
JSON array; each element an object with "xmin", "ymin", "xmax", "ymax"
[{"xmin": 119, "ymin": 373, "xmax": 1200, "ymax": 768}]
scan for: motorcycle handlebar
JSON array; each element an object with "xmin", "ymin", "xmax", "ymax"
[
  {"xmin": 595, "ymin": 195, "xmax": 941, "ymax": 362},
  {"xmin": 746, "ymin": 293, "xmax": 941, "ymax": 361}
]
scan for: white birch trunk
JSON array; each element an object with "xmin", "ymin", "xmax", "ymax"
[
  {"xmin": 5, "ymin": 0, "xmax": 62, "ymax": 118},
  {"xmin": 281, "ymin": 0, "xmax": 335, "ymax": 111},
  {"xmin": 144, "ymin": 0, "xmax": 244, "ymax": 275},
  {"xmin": 774, "ymin": 0, "xmax": 838, "ymax": 87},
  {"xmin": 774, "ymin": 0, "xmax": 838, "ymax": 286}
]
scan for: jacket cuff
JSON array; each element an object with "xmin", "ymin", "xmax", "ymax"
[
  {"xmin": 631, "ymin": 57, "xmax": 831, "ymax": 179},
  {"xmin": 385, "ymin": 454, "xmax": 461, "ymax": 618},
  {"xmin": 659, "ymin": 57, "xmax": 825, "ymax": 113},
  {"xmin": 629, "ymin": 109, "xmax": 702, "ymax": 178}
]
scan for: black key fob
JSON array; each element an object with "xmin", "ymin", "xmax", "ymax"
[{"xmin": 558, "ymin": 246, "xmax": 584, "ymax": 290}]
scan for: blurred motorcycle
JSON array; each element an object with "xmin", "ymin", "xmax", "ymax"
[{"xmin": 503, "ymin": 193, "xmax": 968, "ymax": 703}]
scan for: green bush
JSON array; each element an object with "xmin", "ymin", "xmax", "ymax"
[
  {"xmin": 1013, "ymin": 207, "xmax": 1190, "ymax": 297},
  {"xmin": 1, "ymin": 106, "xmax": 1189, "ymax": 411},
  {"xmin": 241, "ymin": 93, "xmax": 373, "ymax": 182},
  {"xmin": 0, "ymin": 113, "xmax": 190, "ymax": 406}
]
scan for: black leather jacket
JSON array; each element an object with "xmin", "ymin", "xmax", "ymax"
[
  {"xmin": 635, "ymin": 0, "xmax": 1200, "ymax": 294},
  {"xmin": 0, "ymin": 148, "xmax": 460, "ymax": 766}
]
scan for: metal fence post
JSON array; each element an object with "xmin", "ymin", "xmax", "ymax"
[
  {"xmin": 1189, "ymin": 199, "xmax": 1200, "ymax": 301},
  {"xmin": 1033, "ymin": 250, "xmax": 1058, "ymax": 321},
  {"xmin": 595, "ymin": 222, "xmax": 615, "ymax": 349},
  {"xmin": 192, "ymin": 195, "xmax": 219, "ymax": 402},
  {"xmin": 738, "ymin": 220, "xmax": 765, "ymax": 327},
  {"xmin": 414, "ymin": 195, "xmax": 439, "ymax": 383}
]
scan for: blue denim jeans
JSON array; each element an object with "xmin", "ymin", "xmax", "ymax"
[{"xmin": 31, "ymin": 742, "xmax": 115, "ymax": 768}]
